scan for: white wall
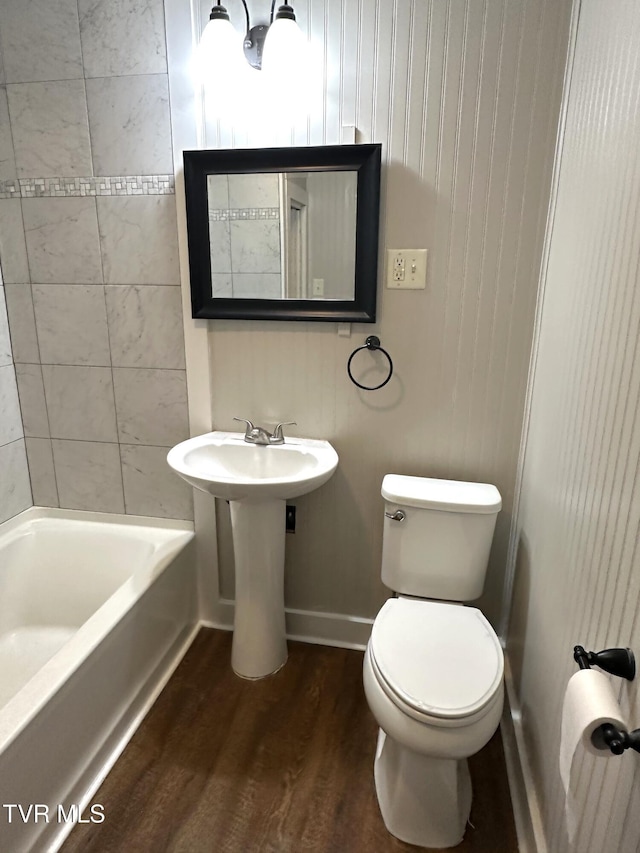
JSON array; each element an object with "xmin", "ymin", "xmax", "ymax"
[
  {"xmin": 307, "ymin": 171, "xmax": 357, "ymax": 300},
  {"xmin": 506, "ymin": 1, "xmax": 640, "ymax": 850},
  {"xmin": 189, "ymin": 0, "xmax": 573, "ymax": 630}
]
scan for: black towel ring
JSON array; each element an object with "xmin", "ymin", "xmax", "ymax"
[{"xmin": 347, "ymin": 336, "xmax": 394, "ymax": 391}]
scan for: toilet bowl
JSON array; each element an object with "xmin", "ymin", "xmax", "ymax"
[
  {"xmin": 363, "ymin": 598, "xmax": 504, "ymax": 848},
  {"xmin": 363, "ymin": 474, "xmax": 503, "ymax": 848}
]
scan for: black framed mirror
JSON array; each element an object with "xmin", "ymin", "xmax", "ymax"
[{"xmin": 183, "ymin": 143, "xmax": 382, "ymax": 322}]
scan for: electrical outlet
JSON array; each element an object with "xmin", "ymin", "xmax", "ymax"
[
  {"xmin": 312, "ymin": 278, "xmax": 324, "ymax": 296},
  {"xmin": 386, "ymin": 249, "xmax": 428, "ymax": 289}
]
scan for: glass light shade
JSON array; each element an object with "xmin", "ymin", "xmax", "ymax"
[
  {"xmin": 196, "ymin": 16, "xmax": 251, "ymax": 120},
  {"xmin": 261, "ymin": 17, "xmax": 309, "ymax": 123},
  {"xmin": 262, "ymin": 17, "xmax": 307, "ymax": 76},
  {"xmin": 195, "ymin": 16, "xmax": 246, "ymax": 85}
]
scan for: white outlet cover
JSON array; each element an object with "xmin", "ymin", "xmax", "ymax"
[{"xmin": 386, "ymin": 249, "xmax": 428, "ymax": 289}]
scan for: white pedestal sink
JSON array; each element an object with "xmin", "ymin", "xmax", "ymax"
[{"xmin": 167, "ymin": 431, "xmax": 339, "ymax": 678}]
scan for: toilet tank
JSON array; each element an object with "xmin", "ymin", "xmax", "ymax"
[{"xmin": 380, "ymin": 474, "xmax": 502, "ymax": 601}]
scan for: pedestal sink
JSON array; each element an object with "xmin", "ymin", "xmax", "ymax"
[{"xmin": 167, "ymin": 431, "xmax": 338, "ymax": 678}]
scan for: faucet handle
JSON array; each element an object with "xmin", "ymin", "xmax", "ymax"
[
  {"xmin": 272, "ymin": 422, "xmax": 297, "ymax": 441},
  {"xmin": 233, "ymin": 417, "xmax": 255, "ymax": 437}
]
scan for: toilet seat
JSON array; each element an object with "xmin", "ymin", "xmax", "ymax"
[{"xmin": 369, "ymin": 598, "xmax": 504, "ymax": 726}]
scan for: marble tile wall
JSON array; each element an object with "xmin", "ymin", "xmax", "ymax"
[
  {"xmin": 0, "ymin": 271, "xmax": 32, "ymax": 523},
  {"xmin": 0, "ymin": 42, "xmax": 32, "ymax": 524},
  {"xmin": 207, "ymin": 174, "xmax": 282, "ymax": 299},
  {"xmin": 0, "ymin": 0, "xmax": 192, "ymax": 520}
]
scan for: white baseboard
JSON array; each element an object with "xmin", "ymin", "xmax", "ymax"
[
  {"xmin": 201, "ymin": 601, "xmax": 373, "ymax": 651},
  {"xmin": 501, "ymin": 655, "xmax": 547, "ymax": 853}
]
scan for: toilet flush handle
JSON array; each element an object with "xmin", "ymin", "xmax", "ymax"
[{"xmin": 385, "ymin": 510, "xmax": 406, "ymax": 522}]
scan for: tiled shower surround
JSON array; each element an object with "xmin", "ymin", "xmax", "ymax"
[
  {"xmin": 0, "ymin": 271, "xmax": 31, "ymax": 523},
  {"xmin": 0, "ymin": 0, "xmax": 192, "ymax": 520}
]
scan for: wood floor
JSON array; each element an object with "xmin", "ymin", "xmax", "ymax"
[{"xmin": 62, "ymin": 629, "xmax": 517, "ymax": 853}]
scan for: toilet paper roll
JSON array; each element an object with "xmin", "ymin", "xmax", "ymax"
[{"xmin": 560, "ymin": 668, "xmax": 627, "ymax": 794}]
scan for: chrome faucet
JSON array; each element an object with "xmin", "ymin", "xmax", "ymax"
[{"xmin": 233, "ymin": 418, "xmax": 297, "ymax": 446}]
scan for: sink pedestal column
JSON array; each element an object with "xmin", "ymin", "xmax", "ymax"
[{"xmin": 229, "ymin": 498, "xmax": 288, "ymax": 678}]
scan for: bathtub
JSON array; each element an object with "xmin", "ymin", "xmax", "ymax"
[{"xmin": 0, "ymin": 507, "xmax": 197, "ymax": 853}]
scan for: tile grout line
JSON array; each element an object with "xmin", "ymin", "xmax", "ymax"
[{"xmin": 93, "ymin": 174, "xmax": 127, "ymax": 515}]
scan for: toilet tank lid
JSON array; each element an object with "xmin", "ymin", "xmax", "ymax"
[{"xmin": 381, "ymin": 474, "xmax": 501, "ymax": 514}]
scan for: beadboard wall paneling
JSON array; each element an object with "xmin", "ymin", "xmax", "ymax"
[
  {"xmin": 507, "ymin": 1, "xmax": 640, "ymax": 850},
  {"xmin": 307, "ymin": 171, "xmax": 357, "ymax": 300},
  {"xmin": 198, "ymin": 0, "xmax": 573, "ymax": 622}
]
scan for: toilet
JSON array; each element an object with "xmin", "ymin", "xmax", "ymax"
[{"xmin": 363, "ymin": 474, "xmax": 504, "ymax": 848}]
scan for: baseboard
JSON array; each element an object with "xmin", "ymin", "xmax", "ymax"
[
  {"xmin": 501, "ymin": 655, "xmax": 547, "ymax": 853},
  {"xmin": 285, "ymin": 607, "xmax": 373, "ymax": 650},
  {"xmin": 201, "ymin": 602, "xmax": 373, "ymax": 651}
]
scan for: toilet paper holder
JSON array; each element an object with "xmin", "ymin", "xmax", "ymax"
[
  {"xmin": 574, "ymin": 645, "xmax": 640, "ymax": 756},
  {"xmin": 600, "ymin": 723, "xmax": 640, "ymax": 755},
  {"xmin": 573, "ymin": 645, "xmax": 636, "ymax": 680}
]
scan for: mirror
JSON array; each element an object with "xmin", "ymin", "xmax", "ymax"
[
  {"xmin": 206, "ymin": 170, "xmax": 358, "ymax": 301},
  {"xmin": 183, "ymin": 144, "xmax": 382, "ymax": 322}
]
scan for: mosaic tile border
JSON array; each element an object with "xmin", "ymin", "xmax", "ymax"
[
  {"xmin": 209, "ymin": 207, "xmax": 280, "ymax": 221},
  {"xmin": 0, "ymin": 175, "xmax": 175, "ymax": 199},
  {"xmin": 0, "ymin": 180, "xmax": 20, "ymax": 199}
]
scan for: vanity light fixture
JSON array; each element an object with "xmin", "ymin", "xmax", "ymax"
[{"xmin": 198, "ymin": 0, "xmax": 303, "ymax": 72}]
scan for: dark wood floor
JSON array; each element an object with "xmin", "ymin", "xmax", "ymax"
[{"xmin": 62, "ymin": 629, "xmax": 517, "ymax": 852}]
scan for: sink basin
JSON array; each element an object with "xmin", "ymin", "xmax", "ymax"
[
  {"xmin": 167, "ymin": 431, "xmax": 338, "ymax": 502},
  {"xmin": 167, "ymin": 430, "xmax": 339, "ymax": 679}
]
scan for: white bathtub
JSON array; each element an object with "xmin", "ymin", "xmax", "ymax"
[{"xmin": 0, "ymin": 507, "xmax": 197, "ymax": 853}]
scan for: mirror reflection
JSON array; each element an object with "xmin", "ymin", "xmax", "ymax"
[{"xmin": 207, "ymin": 171, "xmax": 358, "ymax": 301}]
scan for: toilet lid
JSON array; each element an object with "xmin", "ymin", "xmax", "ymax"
[{"xmin": 370, "ymin": 599, "xmax": 504, "ymax": 720}]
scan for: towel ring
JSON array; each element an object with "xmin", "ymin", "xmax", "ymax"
[{"xmin": 347, "ymin": 336, "xmax": 393, "ymax": 391}]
